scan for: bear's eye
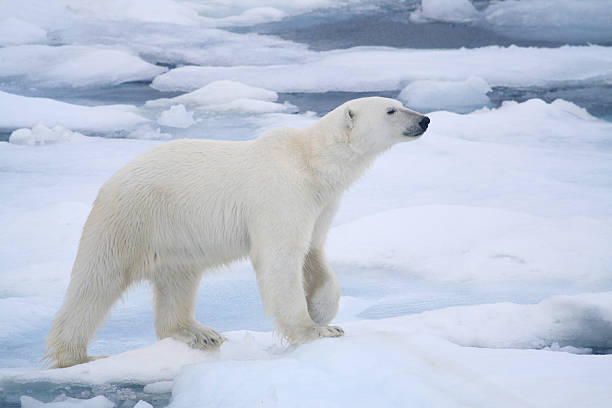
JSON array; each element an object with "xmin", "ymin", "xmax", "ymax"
[{"xmin": 387, "ymin": 108, "xmax": 396, "ymax": 115}]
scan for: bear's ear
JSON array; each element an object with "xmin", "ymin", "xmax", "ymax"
[{"xmin": 345, "ymin": 108, "xmax": 355, "ymax": 131}]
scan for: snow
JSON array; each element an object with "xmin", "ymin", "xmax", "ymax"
[
  {"xmin": 146, "ymin": 80, "xmax": 279, "ymax": 108},
  {"xmin": 6, "ymin": 294, "xmax": 612, "ymax": 407},
  {"xmin": 61, "ymin": 0, "xmax": 202, "ymax": 26},
  {"xmin": 0, "ymin": 91, "xmax": 149, "ymax": 134},
  {"xmin": 157, "ymin": 105, "xmax": 196, "ymax": 129},
  {"xmin": 410, "ymin": 0, "xmax": 481, "ymax": 24},
  {"xmin": 151, "ymin": 45, "xmax": 612, "ymax": 93},
  {"xmin": 199, "ymin": 99, "xmax": 295, "ymax": 113},
  {"xmin": 9, "ymin": 125, "xmax": 87, "ymax": 146},
  {"xmin": 327, "ymin": 205, "xmax": 612, "ymax": 284},
  {"xmin": 398, "ymin": 77, "xmax": 491, "ymax": 113},
  {"xmin": 0, "ymin": 45, "xmax": 166, "ymax": 88},
  {"xmin": 0, "ymin": 17, "xmax": 47, "ymax": 46}
]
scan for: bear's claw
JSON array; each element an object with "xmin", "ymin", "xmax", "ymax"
[
  {"xmin": 172, "ymin": 323, "xmax": 226, "ymax": 351},
  {"xmin": 314, "ymin": 325, "xmax": 344, "ymax": 338}
]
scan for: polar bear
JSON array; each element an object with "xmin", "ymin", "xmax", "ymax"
[{"xmin": 46, "ymin": 97, "xmax": 429, "ymax": 368}]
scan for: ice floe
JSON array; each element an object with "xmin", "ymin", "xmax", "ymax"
[
  {"xmin": 0, "ymin": 45, "xmax": 166, "ymax": 88},
  {"xmin": 151, "ymin": 45, "xmax": 612, "ymax": 93},
  {"xmin": 0, "ymin": 91, "xmax": 149, "ymax": 134}
]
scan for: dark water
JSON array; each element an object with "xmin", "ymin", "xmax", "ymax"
[
  {"xmin": 0, "ymin": 380, "xmax": 170, "ymax": 408},
  {"xmin": 231, "ymin": 2, "xmax": 612, "ymax": 50}
]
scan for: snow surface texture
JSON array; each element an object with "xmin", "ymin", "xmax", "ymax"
[
  {"xmin": 151, "ymin": 45, "xmax": 612, "ymax": 92},
  {"xmin": 399, "ymin": 77, "xmax": 491, "ymax": 113}
]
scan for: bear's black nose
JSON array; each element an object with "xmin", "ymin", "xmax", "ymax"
[{"xmin": 419, "ymin": 116, "xmax": 430, "ymax": 131}]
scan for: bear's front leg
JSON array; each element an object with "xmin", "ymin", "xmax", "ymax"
[
  {"xmin": 250, "ymin": 240, "xmax": 344, "ymax": 344},
  {"xmin": 304, "ymin": 248, "xmax": 341, "ymax": 325}
]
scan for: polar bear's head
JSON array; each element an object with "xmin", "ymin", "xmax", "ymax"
[{"xmin": 340, "ymin": 97, "xmax": 429, "ymax": 153}]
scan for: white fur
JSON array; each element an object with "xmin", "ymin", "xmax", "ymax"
[{"xmin": 46, "ymin": 97, "xmax": 428, "ymax": 367}]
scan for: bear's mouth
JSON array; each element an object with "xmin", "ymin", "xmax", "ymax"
[{"xmin": 403, "ymin": 128, "xmax": 425, "ymax": 137}]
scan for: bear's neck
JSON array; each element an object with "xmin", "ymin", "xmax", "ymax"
[{"xmin": 299, "ymin": 124, "xmax": 382, "ymax": 197}]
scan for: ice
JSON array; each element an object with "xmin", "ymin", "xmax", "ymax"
[
  {"xmin": 9, "ymin": 125, "xmax": 87, "ymax": 146},
  {"xmin": 60, "ymin": 0, "xmax": 202, "ymax": 26},
  {"xmin": 134, "ymin": 401, "xmax": 153, "ymax": 408},
  {"xmin": 0, "ymin": 91, "xmax": 149, "ymax": 134},
  {"xmin": 21, "ymin": 395, "xmax": 114, "ymax": 408},
  {"xmin": 157, "ymin": 105, "xmax": 196, "ymax": 129},
  {"xmin": 151, "ymin": 45, "xmax": 612, "ymax": 93},
  {"xmin": 398, "ymin": 77, "xmax": 491, "ymax": 113},
  {"xmin": 143, "ymin": 381, "xmax": 173, "ymax": 394},
  {"xmin": 328, "ymin": 205, "xmax": 612, "ymax": 284},
  {"xmin": 145, "ymin": 80, "xmax": 279, "ymax": 108},
  {"xmin": 410, "ymin": 0, "xmax": 481, "ymax": 23},
  {"xmin": 202, "ymin": 7, "xmax": 287, "ymax": 27},
  {"xmin": 199, "ymin": 99, "xmax": 296, "ymax": 113},
  {"xmin": 6, "ymin": 293, "xmax": 611, "ymax": 407},
  {"xmin": 0, "ymin": 17, "xmax": 47, "ymax": 46},
  {"xmin": 0, "ymin": 45, "xmax": 166, "ymax": 89}
]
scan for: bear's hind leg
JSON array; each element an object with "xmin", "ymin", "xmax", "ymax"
[
  {"xmin": 46, "ymin": 267, "xmax": 126, "ymax": 368},
  {"xmin": 153, "ymin": 271, "xmax": 226, "ymax": 350}
]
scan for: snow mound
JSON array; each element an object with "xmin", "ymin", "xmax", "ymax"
[
  {"xmin": 9, "ymin": 125, "xmax": 87, "ymax": 146},
  {"xmin": 0, "ymin": 91, "xmax": 149, "ymax": 134},
  {"xmin": 411, "ymin": 0, "xmax": 481, "ymax": 23},
  {"xmin": 399, "ymin": 77, "xmax": 491, "ymax": 113},
  {"xmin": 0, "ymin": 18, "xmax": 47, "ymax": 46},
  {"xmin": 151, "ymin": 45, "xmax": 612, "ymax": 93},
  {"xmin": 21, "ymin": 395, "xmax": 114, "ymax": 408},
  {"xmin": 146, "ymin": 80, "xmax": 279, "ymax": 108},
  {"xmin": 0, "ymin": 45, "xmax": 166, "ymax": 88},
  {"xmin": 199, "ymin": 99, "xmax": 295, "ymax": 114},
  {"xmin": 157, "ymin": 105, "xmax": 195, "ymax": 129},
  {"xmin": 328, "ymin": 205, "xmax": 612, "ymax": 284},
  {"xmin": 61, "ymin": 0, "xmax": 202, "ymax": 26},
  {"xmin": 204, "ymin": 7, "xmax": 287, "ymax": 27},
  {"xmin": 430, "ymin": 98, "xmax": 610, "ymax": 147}
]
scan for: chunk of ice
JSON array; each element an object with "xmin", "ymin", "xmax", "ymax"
[
  {"xmin": 410, "ymin": 0, "xmax": 481, "ymax": 23},
  {"xmin": 146, "ymin": 80, "xmax": 278, "ymax": 108},
  {"xmin": 399, "ymin": 76, "xmax": 491, "ymax": 113},
  {"xmin": 157, "ymin": 105, "xmax": 196, "ymax": 129},
  {"xmin": 9, "ymin": 125, "xmax": 87, "ymax": 145}
]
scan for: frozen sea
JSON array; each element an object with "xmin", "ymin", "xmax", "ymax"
[{"xmin": 1, "ymin": 1, "xmax": 612, "ymax": 407}]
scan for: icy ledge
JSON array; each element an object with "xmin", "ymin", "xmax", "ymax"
[{"xmin": 3, "ymin": 293, "xmax": 611, "ymax": 407}]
